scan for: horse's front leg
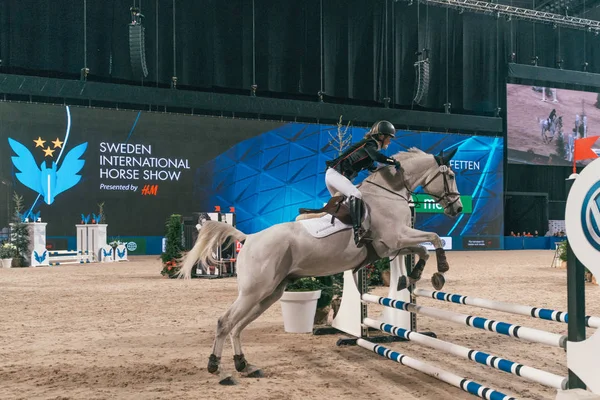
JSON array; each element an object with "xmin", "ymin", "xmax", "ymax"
[
  {"xmin": 395, "ymin": 245, "xmax": 429, "ymax": 291},
  {"xmin": 391, "ymin": 226, "xmax": 449, "ymax": 291}
]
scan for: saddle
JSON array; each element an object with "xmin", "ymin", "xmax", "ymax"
[{"xmin": 298, "ymin": 195, "xmax": 364, "ymax": 226}]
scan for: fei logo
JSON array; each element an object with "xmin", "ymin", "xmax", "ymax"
[{"xmin": 8, "ymin": 137, "xmax": 87, "ymax": 205}]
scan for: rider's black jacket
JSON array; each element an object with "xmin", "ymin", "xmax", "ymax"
[{"xmin": 326, "ymin": 138, "xmax": 398, "ymax": 180}]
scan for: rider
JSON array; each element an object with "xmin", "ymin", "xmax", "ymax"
[
  {"xmin": 325, "ymin": 120, "xmax": 401, "ymax": 246},
  {"xmin": 548, "ymin": 109, "xmax": 556, "ymax": 126}
]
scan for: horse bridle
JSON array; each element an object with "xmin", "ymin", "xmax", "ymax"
[
  {"xmin": 364, "ymin": 165, "xmax": 460, "ymax": 211},
  {"xmin": 418, "ymin": 165, "xmax": 461, "ymax": 209}
]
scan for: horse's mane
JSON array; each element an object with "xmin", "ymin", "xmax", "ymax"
[{"xmin": 391, "ymin": 147, "xmax": 428, "ymax": 161}]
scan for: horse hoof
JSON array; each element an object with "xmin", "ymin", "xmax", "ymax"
[
  {"xmin": 431, "ymin": 273, "xmax": 445, "ymax": 290},
  {"xmin": 218, "ymin": 373, "xmax": 237, "ymax": 385},
  {"xmin": 242, "ymin": 366, "xmax": 264, "ymax": 378},
  {"xmin": 397, "ymin": 276, "xmax": 408, "ymax": 291}
]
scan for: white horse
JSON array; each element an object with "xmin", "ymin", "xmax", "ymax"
[
  {"xmin": 177, "ymin": 147, "xmax": 463, "ymax": 384},
  {"xmin": 540, "ymin": 116, "xmax": 563, "ymax": 144}
]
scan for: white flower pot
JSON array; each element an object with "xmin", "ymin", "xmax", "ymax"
[
  {"xmin": 280, "ymin": 290, "xmax": 322, "ymax": 333},
  {"xmin": 1, "ymin": 258, "xmax": 13, "ymax": 268}
]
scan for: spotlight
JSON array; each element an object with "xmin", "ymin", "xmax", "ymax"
[
  {"xmin": 80, "ymin": 67, "xmax": 89, "ymax": 81},
  {"xmin": 531, "ymin": 56, "xmax": 539, "ymax": 66},
  {"xmin": 444, "ymin": 102, "xmax": 451, "ymax": 114},
  {"xmin": 582, "ymin": 62, "xmax": 589, "ymax": 72},
  {"xmin": 318, "ymin": 91, "xmax": 325, "ymax": 102},
  {"xmin": 171, "ymin": 76, "xmax": 178, "ymax": 89},
  {"xmin": 383, "ymin": 97, "xmax": 391, "ymax": 108},
  {"xmin": 250, "ymin": 84, "xmax": 257, "ymax": 97}
]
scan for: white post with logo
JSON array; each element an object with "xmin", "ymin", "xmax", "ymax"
[
  {"xmin": 564, "ymin": 158, "xmax": 600, "ymax": 396},
  {"xmin": 27, "ymin": 222, "xmax": 49, "ymax": 267},
  {"xmin": 76, "ymin": 224, "xmax": 107, "ymax": 262}
]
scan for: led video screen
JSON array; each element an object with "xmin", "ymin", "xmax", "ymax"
[{"xmin": 507, "ymin": 82, "xmax": 600, "ymax": 166}]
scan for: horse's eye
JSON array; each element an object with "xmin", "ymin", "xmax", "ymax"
[{"xmin": 449, "ymin": 175, "xmax": 455, "ymax": 180}]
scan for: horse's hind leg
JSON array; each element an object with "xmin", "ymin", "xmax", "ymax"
[
  {"xmin": 208, "ymin": 293, "xmax": 262, "ymax": 385},
  {"xmin": 229, "ymin": 280, "xmax": 288, "ymax": 378}
]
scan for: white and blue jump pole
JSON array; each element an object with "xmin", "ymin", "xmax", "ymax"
[
  {"xmin": 357, "ymin": 338, "xmax": 518, "ymax": 400},
  {"xmin": 363, "ymin": 318, "xmax": 568, "ymax": 390},
  {"xmin": 414, "ymin": 288, "xmax": 600, "ymax": 330},
  {"xmin": 362, "ymin": 293, "xmax": 568, "ymax": 349}
]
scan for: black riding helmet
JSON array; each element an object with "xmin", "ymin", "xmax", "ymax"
[{"xmin": 369, "ymin": 120, "xmax": 396, "ymax": 138}]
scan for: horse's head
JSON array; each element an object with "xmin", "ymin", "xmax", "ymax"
[
  {"xmin": 368, "ymin": 147, "xmax": 463, "ymax": 217},
  {"xmin": 420, "ymin": 148, "xmax": 463, "ymax": 217}
]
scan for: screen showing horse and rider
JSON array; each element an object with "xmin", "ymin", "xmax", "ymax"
[{"xmin": 506, "ymin": 82, "xmax": 600, "ymax": 166}]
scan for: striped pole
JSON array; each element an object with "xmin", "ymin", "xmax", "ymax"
[
  {"xmin": 363, "ymin": 318, "xmax": 568, "ymax": 390},
  {"xmin": 357, "ymin": 339, "xmax": 519, "ymax": 400},
  {"xmin": 415, "ymin": 288, "xmax": 600, "ymax": 330},
  {"xmin": 362, "ymin": 293, "xmax": 567, "ymax": 348}
]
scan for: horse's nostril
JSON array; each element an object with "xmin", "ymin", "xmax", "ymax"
[{"xmin": 457, "ymin": 206, "xmax": 463, "ymax": 213}]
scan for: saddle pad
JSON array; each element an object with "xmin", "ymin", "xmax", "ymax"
[{"xmin": 298, "ymin": 213, "xmax": 352, "ymax": 238}]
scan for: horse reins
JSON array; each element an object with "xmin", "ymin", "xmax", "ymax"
[{"xmin": 363, "ymin": 165, "xmax": 460, "ymax": 211}]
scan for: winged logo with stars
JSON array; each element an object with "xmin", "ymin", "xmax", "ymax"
[{"xmin": 8, "ymin": 137, "xmax": 87, "ymax": 205}]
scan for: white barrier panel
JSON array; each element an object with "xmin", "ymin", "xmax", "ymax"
[
  {"xmin": 100, "ymin": 246, "xmax": 114, "ymax": 262},
  {"xmin": 114, "ymin": 244, "xmax": 128, "ymax": 261}
]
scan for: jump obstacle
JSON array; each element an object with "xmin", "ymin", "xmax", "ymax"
[
  {"xmin": 327, "ymin": 195, "xmax": 600, "ymax": 399},
  {"xmin": 27, "ymin": 222, "xmax": 127, "ymax": 267},
  {"xmin": 190, "ymin": 208, "xmax": 238, "ymax": 279}
]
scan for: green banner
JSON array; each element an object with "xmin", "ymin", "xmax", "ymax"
[
  {"xmin": 113, "ymin": 237, "xmax": 147, "ymax": 255},
  {"xmin": 412, "ymin": 195, "xmax": 472, "ymax": 214}
]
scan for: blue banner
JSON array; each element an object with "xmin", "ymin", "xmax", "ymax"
[{"xmin": 197, "ymin": 123, "xmax": 504, "ymax": 246}]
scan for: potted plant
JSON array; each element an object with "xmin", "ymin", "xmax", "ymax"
[
  {"xmin": 280, "ymin": 277, "xmax": 324, "ymax": 333},
  {"xmin": 0, "ymin": 242, "xmax": 18, "ymax": 268},
  {"xmin": 557, "ymin": 240, "xmax": 568, "ymax": 269},
  {"xmin": 366, "ymin": 257, "xmax": 391, "ymax": 287},
  {"xmin": 160, "ymin": 214, "xmax": 183, "ymax": 278}
]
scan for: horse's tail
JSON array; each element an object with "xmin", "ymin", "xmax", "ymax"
[{"xmin": 177, "ymin": 221, "xmax": 247, "ymax": 280}]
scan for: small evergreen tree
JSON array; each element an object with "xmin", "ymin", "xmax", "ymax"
[
  {"xmin": 11, "ymin": 192, "xmax": 30, "ymax": 267},
  {"xmin": 161, "ymin": 214, "xmax": 183, "ymax": 264}
]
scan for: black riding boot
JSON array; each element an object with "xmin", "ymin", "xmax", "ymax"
[{"xmin": 349, "ymin": 196, "xmax": 366, "ymax": 247}]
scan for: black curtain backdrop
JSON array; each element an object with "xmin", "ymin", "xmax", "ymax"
[
  {"xmin": 504, "ymin": 193, "xmax": 548, "ymax": 236},
  {"xmin": 505, "ymin": 163, "xmax": 583, "ymax": 221},
  {"xmin": 3, "ymin": 0, "xmax": 600, "ymax": 114}
]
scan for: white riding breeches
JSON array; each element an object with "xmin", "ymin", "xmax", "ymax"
[{"xmin": 325, "ymin": 168, "xmax": 362, "ymax": 199}]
